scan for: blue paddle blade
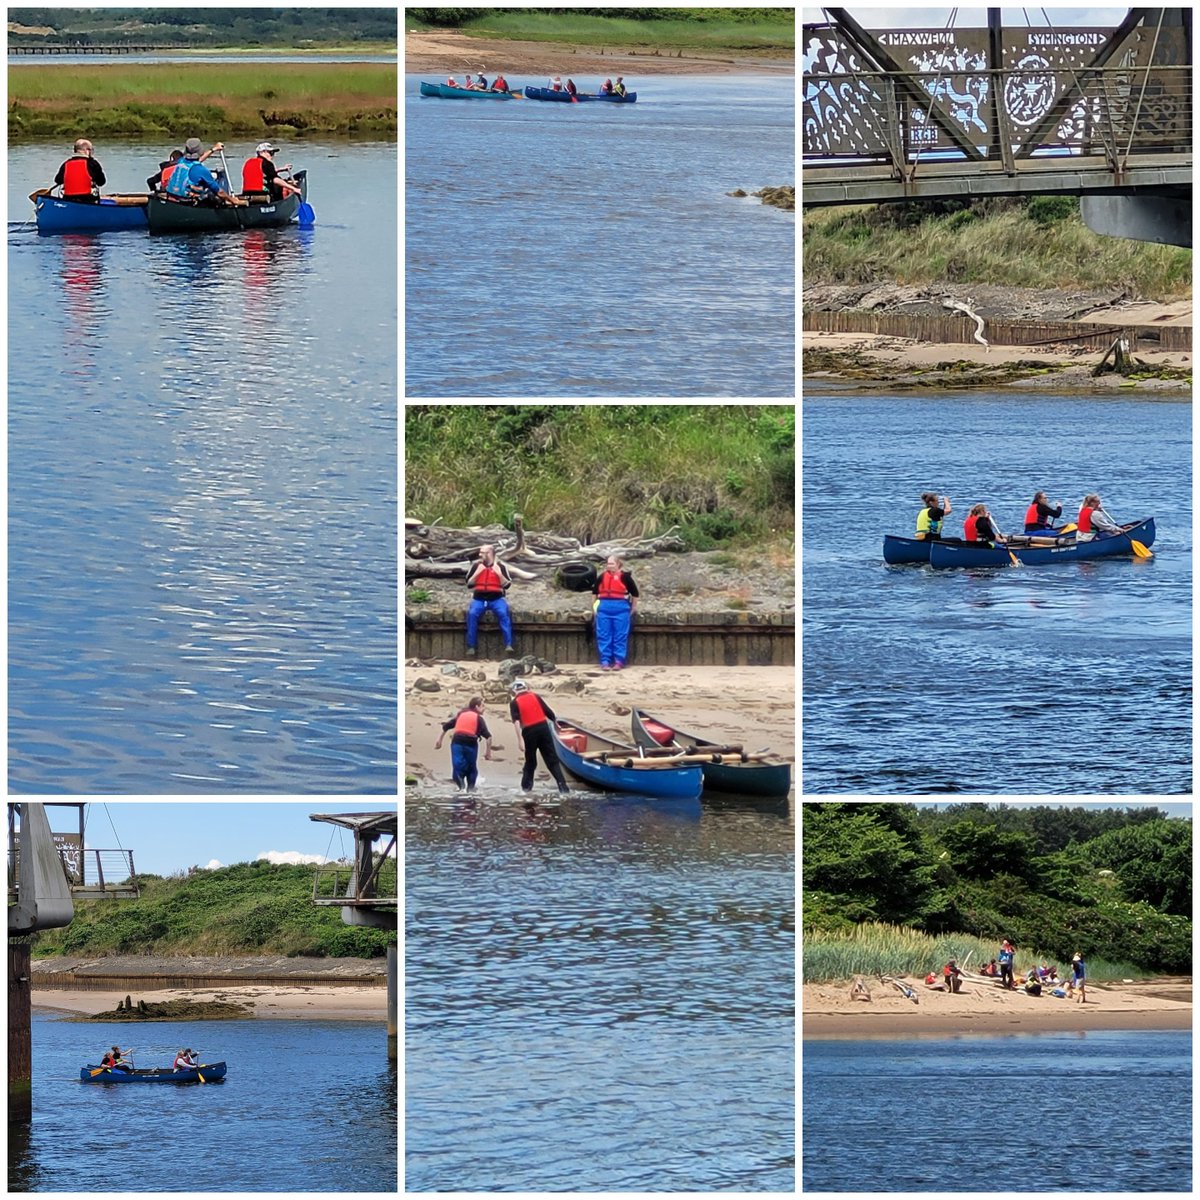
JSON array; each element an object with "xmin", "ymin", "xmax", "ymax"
[{"xmin": 298, "ymin": 203, "xmax": 315, "ymax": 227}]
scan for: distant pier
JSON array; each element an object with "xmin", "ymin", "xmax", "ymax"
[{"xmin": 9, "ymin": 43, "xmax": 182, "ymax": 55}]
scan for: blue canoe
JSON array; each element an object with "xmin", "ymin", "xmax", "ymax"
[
  {"xmin": 929, "ymin": 517, "xmax": 1155, "ymax": 569},
  {"xmin": 552, "ymin": 719, "xmax": 702, "ymax": 800},
  {"xmin": 420, "ymin": 81, "xmax": 514, "ymax": 99},
  {"xmin": 883, "ymin": 534, "xmax": 932, "ymax": 565},
  {"xmin": 81, "ymin": 1061, "xmax": 226, "ymax": 1083},
  {"xmin": 524, "ymin": 86, "xmax": 637, "ymax": 103},
  {"xmin": 34, "ymin": 192, "xmax": 148, "ymax": 235}
]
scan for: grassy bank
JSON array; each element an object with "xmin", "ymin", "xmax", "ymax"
[
  {"xmin": 407, "ymin": 8, "xmax": 794, "ymax": 52},
  {"xmin": 9, "ymin": 63, "xmax": 397, "ymax": 139},
  {"xmin": 803, "ymin": 922, "xmax": 1144, "ymax": 985},
  {"xmin": 31, "ymin": 861, "xmax": 397, "ymax": 960},
  {"xmin": 405, "ymin": 405, "xmax": 794, "ymax": 549},
  {"xmin": 804, "ymin": 199, "xmax": 1191, "ymax": 298}
]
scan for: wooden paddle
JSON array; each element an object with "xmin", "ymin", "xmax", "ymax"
[{"xmin": 28, "ymin": 188, "xmax": 53, "ymax": 203}]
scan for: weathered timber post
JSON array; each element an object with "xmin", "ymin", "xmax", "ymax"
[{"xmin": 9, "ymin": 939, "xmax": 33, "ymax": 1122}]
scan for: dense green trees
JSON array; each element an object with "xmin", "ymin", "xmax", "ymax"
[{"xmin": 803, "ymin": 804, "xmax": 1191, "ymax": 975}]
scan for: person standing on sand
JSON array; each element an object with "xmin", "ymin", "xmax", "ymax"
[
  {"xmin": 998, "ymin": 938, "xmax": 1015, "ymax": 989},
  {"xmin": 465, "ymin": 544, "xmax": 515, "ymax": 657},
  {"xmin": 1072, "ymin": 953, "xmax": 1086, "ymax": 1003},
  {"xmin": 592, "ymin": 555, "xmax": 639, "ymax": 671},
  {"xmin": 434, "ymin": 696, "xmax": 493, "ymax": 791},
  {"xmin": 943, "ymin": 958, "xmax": 963, "ymax": 993},
  {"xmin": 509, "ymin": 680, "xmax": 569, "ymax": 794}
]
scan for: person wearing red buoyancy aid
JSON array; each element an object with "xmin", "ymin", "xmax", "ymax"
[
  {"xmin": 1024, "ymin": 490, "xmax": 1063, "ymax": 533},
  {"xmin": 508, "ymin": 680, "xmax": 569, "ymax": 793},
  {"xmin": 465, "ymin": 544, "xmax": 516, "ymax": 657},
  {"xmin": 1076, "ymin": 493, "xmax": 1122, "ymax": 543},
  {"xmin": 54, "ymin": 138, "xmax": 106, "ymax": 203},
  {"xmin": 242, "ymin": 143, "xmax": 303, "ymax": 199},
  {"xmin": 433, "ymin": 696, "xmax": 493, "ymax": 790},
  {"xmin": 963, "ymin": 503, "xmax": 1003, "ymax": 545},
  {"xmin": 591, "ymin": 555, "xmax": 639, "ymax": 670},
  {"xmin": 491, "ymin": 73, "xmax": 509, "ymax": 93}
]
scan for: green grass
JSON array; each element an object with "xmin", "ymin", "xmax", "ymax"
[
  {"xmin": 802, "ymin": 921, "xmax": 1146, "ymax": 984},
  {"xmin": 405, "ymin": 405, "xmax": 794, "ymax": 550},
  {"xmin": 9, "ymin": 63, "xmax": 397, "ymax": 139},
  {"xmin": 803, "ymin": 201, "xmax": 1192, "ymax": 298},
  {"xmin": 31, "ymin": 860, "xmax": 396, "ymax": 959}
]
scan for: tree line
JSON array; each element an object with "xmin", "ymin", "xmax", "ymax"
[{"xmin": 803, "ymin": 804, "xmax": 1191, "ymax": 974}]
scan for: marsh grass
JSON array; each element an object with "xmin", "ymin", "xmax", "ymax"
[
  {"xmin": 803, "ymin": 204, "xmax": 1191, "ymax": 297},
  {"xmin": 800, "ymin": 922, "xmax": 1147, "ymax": 984},
  {"xmin": 9, "ymin": 64, "xmax": 397, "ymax": 138}
]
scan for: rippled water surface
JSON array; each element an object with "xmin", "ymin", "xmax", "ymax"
[
  {"xmin": 803, "ymin": 392, "xmax": 1191, "ymax": 794},
  {"xmin": 406, "ymin": 791, "xmax": 795, "ymax": 1191},
  {"xmin": 804, "ymin": 1031, "xmax": 1191, "ymax": 1191},
  {"xmin": 9, "ymin": 141, "xmax": 397, "ymax": 792},
  {"xmin": 405, "ymin": 75, "xmax": 795, "ymax": 396},
  {"xmin": 11, "ymin": 1015, "xmax": 397, "ymax": 1192}
]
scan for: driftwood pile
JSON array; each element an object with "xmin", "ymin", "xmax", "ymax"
[{"xmin": 405, "ymin": 513, "xmax": 686, "ymax": 581}]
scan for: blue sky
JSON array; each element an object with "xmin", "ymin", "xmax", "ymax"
[{"xmin": 48, "ymin": 801, "xmax": 396, "ymax": 877}]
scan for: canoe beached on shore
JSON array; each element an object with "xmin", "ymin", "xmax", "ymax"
[
  {"xmin": 33, "ymin": 192, "xmax": 148, "ymax": 235},
  {"xmin": 147, "ymin": 171, "xmax": 307, "ymax": 234},
  {"xmin": 420, "ymin": 81, "xmax": 515, "ymax": 99},
  {"xmin": 551, "ymin": 719, "xmax": 703, "ymax": 800},
  {"xmin": 630, "ymin": 708, "xmax": 791, "ymax": 798},
  {"xmin": 80, "ymin": 1061, "xmax": 227, "ymax": 1083},
  {"xmin": 524, "ymin": 86, "xmax": 637, "ymax": 103}
]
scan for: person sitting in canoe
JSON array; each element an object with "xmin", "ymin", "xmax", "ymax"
[
  {"xmin": 54, "ymin": 138, "xmax": 106, "ymax": 204},
  {"xmin": 549, "ymin": 75, "xmax": 564, "ymax": 91},
  {"xmin": 100, "ymin": 1046, "xmax": 132, "ymax": 1071},
  {"xmin": 491, "ymin": 73, "xmax": 509, "ymax": 92},
  {"xmin": 1076, "ymin": 494, "xmax": 1123, "ymax": 542},
  {"xmin": 148, "ymin": 149, "xmax": 183, "ymax": 193},
  {"xmin": 446, "ymin": 76, "xmax": 459, "ymax": 88},
  {"xmin": 599, "ymin": 78, "xmax": 614, "ymax": 95},
  {"xmin": 1024, "ymin": 491, "xmax": 1064, "ymax": 532},
  {"xmin": 173, "ymin": 1048, "xmax": 198, "ymax": 1070},
  {"xmin": 915, "ymin": 491, "xmax": 951, "ymax": 540},
  {"xmin": 613, "ymin": 77, "xmax": 628, "ymax": 97},
  {"xmin": 463, "ymin": 73, "xmax": 478, "ymax": 89},
  {"xmin": 963, "ymin": 503, "xmax": 1005, "ymax": 546},
  {"xmin": 242, "ymin": 143, "xmax": 303, "ymax": 200},
  {"xmin": 165, "ymin": 138, "xmax": 245, "ymax": 206},
  {"xmin": 564, "ymin": 78, "xmax": 578, "ymax": 96},
  {"xmin": 476, "ymin": 73, "xmax": 490, "ymax": 89}
]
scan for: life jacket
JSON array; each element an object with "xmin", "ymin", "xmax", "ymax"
[
  {"xmin": 596, "ymin": 571, "xmax": 629, "ymax": 600},
  {"xmin": 915, "ymin": 507, "xmax": 941, "ymax": 537},
  {"xmin": 1024, "ymin": 502, "xmax": 1042, "ymax": 528},
  {"xmin": 453, "ymin": 709, "xmax": 481, "ymax": 738},
  {"xmin": 61, "ymin": 157, "xmax": 94, "ymax": 197},
  {"xmin": 472, "ymin": 565, "xmax": 505, "ymax": 594},
  {"xmin": 963, "ymin": 514, "xmax": 979, "ymax": 541},
  {"xmin": 513, "ymin": 690, "xmax": 547, "ymax": 729},
  {"xmin": 242, "ymin": 156, "xmax": 265, "ymax": 192},
  {"xmin": 1077, "ymin": 506, "xmax": 1093, "ymax": 534},
  {"xmin": 166, "ymin": 160, "xmax": 198, "ymax": 198}
]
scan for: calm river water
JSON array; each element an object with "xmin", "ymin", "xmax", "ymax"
[
  {"xmin": 406, "ymin": 792, "xmax": 795, "ymax": 1191},
  {"xmin": 405, "ymin": 74, "xmax": 795, "ymax": 396},
  {"xmin": 803, "ymin": 1030, "xmax": 1192, "ymax": 1191},
  {"xmin": 803, "ymin": 392, "xmax": 1191, "ymax": 794},
  {"xmin": 8, "ymin": 141, "xmax": 397, "ymax": 793},
  {"xmin": 11, "ymin": 1015, "xmax": 397, "ymax": 1192}
]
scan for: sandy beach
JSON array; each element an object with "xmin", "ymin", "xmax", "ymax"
[
  {"xmin": 804, "ymin": 977, "xmax": 1191, "ymax": 1038},
  {"xmin": 34, "ymin": 984, "xmax": 386, "ymax": 1021},
  {"xmin": 406, "ymin": 662, "xmax": 795, "ymax": 789},
  {"xmin": 404, "ymin": 29, "xmax": 793, "ymax": 77}
]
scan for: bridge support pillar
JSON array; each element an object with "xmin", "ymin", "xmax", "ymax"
[
  {"xmin": 9, "ymin": 939, "xmax": 32, "ymax": 1123},
  {"xmin": 1081, "ymin": 194, "xmax": 1192, "ymax": 249},
  {"xmin": 386, "ymin": 945, "xmax": 397, "ymax": 1062}
]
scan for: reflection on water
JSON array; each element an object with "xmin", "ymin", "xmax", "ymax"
[{"xmin": 9, "ymin": 140, "xmax": 397, "ymax": 793}]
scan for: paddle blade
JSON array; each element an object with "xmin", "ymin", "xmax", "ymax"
[
  {"xmin": 1008, "ymin": 550, "xmax": 1021, "ymax": 567},
  {"xmin": 1130, "ymin": 539, "xmax": 1153, "ymax": 558},
  {"xmin": 298, "ymin": 202, "xmax": 315, "ymax": 227},
  {"xmin": 1059, "ymin": 523, "xmax": 1077, "ymax": 534}
]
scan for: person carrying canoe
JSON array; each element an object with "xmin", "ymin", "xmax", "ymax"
[
  {"xmin": 915, "ymin": 491, "xmax": 952, "ymax": 540},
  {"xmin": 165, "ymin": 138, "xmax": 244, "ymax": 206},
  {"xmin": 613, "ymin": 77, "xmax": 628, "ymax": 97},
  {"xmin": 434, "ymin": 696, "xmax": 493, "ymax": 791},
  {"xmin": 1024, "ymin": 491, "xmax": 1064, "ymax": 532},
  {"xmin": 592, "ymin": 555, "xmax": 639, "ymax": 671},
  {"xmin": 173, "ymin": 1048, "xmax": 198, "ymax": 1070},
  {"xmin": 465, "ymin": 544, "xmax": 516, "ymax": 657},
  {"xmin": 509, "ymin": 680, "xmax": 570, "ymax": 794},
  {"xmin": 943, "ymin": 958, "xmax": 963, "ymax": 993},
  {"xmin": 963, "ymin": 503, "xmax": 1006, "ymax": 546},
  {"xmin": 1076, "ymin": 494, "xmax": 1123, "ymax": 542},
  {"xmin": 54, "ymin": 138, "xmax": 106, "ymax": 203},
  {"xmin": 241, "ymin": 143, "xmax": 303, "ymax": 200}
]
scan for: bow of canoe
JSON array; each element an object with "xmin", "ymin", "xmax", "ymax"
[
  {"xmin": 883, "ymin": 534, "xmax": 931, "ymax": 565},
  {"xmin": 552, "ymin": 719, "xmax": 702, "ymax": 800},
  {"xmin": 35, "ymin": 193, "xmax": 148, "ymax": 235}
]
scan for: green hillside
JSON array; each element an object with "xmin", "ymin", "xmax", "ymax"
[{"xmin": 32, "ymin": 860, "xmax": 396, "ymax": 960}]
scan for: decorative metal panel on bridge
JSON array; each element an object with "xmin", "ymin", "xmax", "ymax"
[{"xmin": 803, "ymin": 19, "xmax": 1188, "ymax": 163}]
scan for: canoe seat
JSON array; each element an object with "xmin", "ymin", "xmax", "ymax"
[
  {"xmin": 559, "ymin": 730, "xmax": 587, "ymax": 753},
  {"xmin": 643, "ymin": 718, "xmax": 674, "ymax": 745}
]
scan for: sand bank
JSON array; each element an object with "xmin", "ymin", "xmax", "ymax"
[
  {"xmin": 406, "ymin": 662, "xmax": 795, "ymax": 789},
  {"xmin": 804, "ymin": 977, "xmax": 1191, "ymax": 1038},
  {"xmin": 404, "ymin": 29, "xmax": 793, "ymax": 78},
  {"xmin": 34, "ymin": 984, "xmax": 386, "ymax": 1022}
]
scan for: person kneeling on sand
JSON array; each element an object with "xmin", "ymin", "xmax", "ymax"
[{"xmin": 943, "ymin": 958, "xmax": 963, "ymax": 993}]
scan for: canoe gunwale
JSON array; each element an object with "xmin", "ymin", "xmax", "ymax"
[{"xmin": 552, "ymin": 718, "xmax": 703, "ymax": 799}]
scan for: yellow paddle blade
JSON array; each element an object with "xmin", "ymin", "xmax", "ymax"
[
  {"xmin": 1008, "ymin": 549, "xmax": 1021, "ymax": 567},
  {"xmin": 1058, "ymin": 523, "xmax": 1077, "ymax": 534},
  {"xmin": 1130, "ymin": 539, "xmax": 1153, "ymax": 559}
]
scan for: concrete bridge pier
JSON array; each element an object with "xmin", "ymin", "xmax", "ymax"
[{"xmin": 1081, "ymin": 193, "xmax": 1193, "ymax": 249}]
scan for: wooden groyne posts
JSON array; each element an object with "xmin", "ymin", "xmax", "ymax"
[
  {"xmin": 407, "ymin": 608, "xmax": 795, "ymax": 667},
  {"xmin": 9, "ymin": 44, "xmax": 181, "ymax": 55}
]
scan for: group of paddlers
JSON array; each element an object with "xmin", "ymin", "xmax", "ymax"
[
  {"xmin": 444, "ymin": 72, "xmax": 630, "ymax": 96},
  {"xmin": 915, "ymin": 490, "xmax": 1133, "ymax": 547}
]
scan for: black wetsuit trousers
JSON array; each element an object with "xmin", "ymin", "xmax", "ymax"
[{"xmin": 521, "ymin": 723, "xmax": 568, "ymax": 791}]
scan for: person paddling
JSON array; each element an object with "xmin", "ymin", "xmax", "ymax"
[
  {"xmin": 915, "ymin": 491, "xmax": 951, "ymax": 540},
  {"xmin": 55, "ymin": 138, "xmax": 106, "ymax": 203},
  {"xmin": 1076, "ymin": 494, "xmax": 1123, "ymax": 542},
  {"xmin": 241, "ymin": 143, "xmax": 302, "ymax": 200}
]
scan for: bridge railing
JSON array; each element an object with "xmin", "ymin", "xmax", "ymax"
[{"xmin": 804, "ymin": 65, "xmax": 1191, "ymax": 173}]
